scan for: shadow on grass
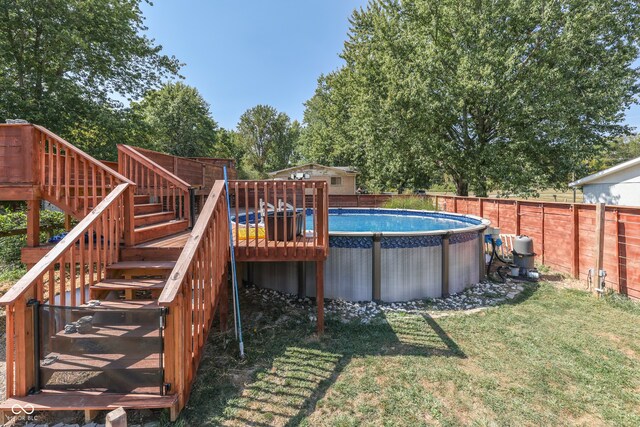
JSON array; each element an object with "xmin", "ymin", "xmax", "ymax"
[{"xmin": 181, "ymin": 304, "xmax": 467, "ymax": 427}]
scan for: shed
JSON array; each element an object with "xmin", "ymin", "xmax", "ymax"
[
  {"xmin": 268, "ymin": 163, "xmax": 358, "ymax": 195},
  {"xmin": 569, "ymin": 156, "xmax": 640, "ymax": 206}
]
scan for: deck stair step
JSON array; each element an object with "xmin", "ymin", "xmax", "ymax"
[
  {"xmin": 41, "ymin": 353, "xmax": 161, "ymax": 372},
  {"xmin": 134, "ymin": 219, "xmax": 189, "ymax": 244},
  {"xmin": 134, "ymin": 194, "xmax": 151, "ymax": 204},
  {"xmin": 0, "ymin": 390, "xmax": 177, "ymax": 411},
  {"xmin": 90, "ymin": 279, "xmax": 166, "ymax": 292},
  {"xmin": 134, "ymin": 203, "xmax": 164, "ymax": 215},
  {"xmin": 107, "ymin": 261, "xmax": 176, "ymax": 272},
  {"xmin": 53, "ymin": 323, "xmax": 160, "ymax": 340},
  {"xmin": 80, "ymin": 299, "xmax": 161, "ymax": 310},
  {"xmin": 134, "ymin": 211, "xmax": 176, "ymax": 227}
]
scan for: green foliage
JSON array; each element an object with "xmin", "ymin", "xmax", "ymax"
[
  {"xmin": 303, "ymin": 0, "xmax": 640, "ymax": 195},
  {"xmin": 0, "ymin": 209, "xmax": 66, "ymax": 267},
  {"xmin": 593, "ymin": 134, "xmax": 640, "ymax": 171},
  {"xmin": 236, "ymin": 105, "xmax": 301, "ymax": 177},
  {"xmin": 381, "ymin": 196, "xmax": 437, "ymax": 211},
  {"xmin": 132, "ymin": 82, "xmax": 221, "ymax": 157},
  {"xmin": 0, "ymin": 0, "xmax": 181, "ymax": 158}
]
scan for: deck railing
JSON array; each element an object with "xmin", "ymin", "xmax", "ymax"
[
  {"xmin": 228, "ymin": 180, "xmax": 329, "ymax": 260},
  {"xmin": 118, "ymin": 145, "xmax": 192, "ymax": 226},
  {"xmin": 33, "ymin": 126, "xmax": 134, "ymax": 218},
  {"xmin": 0, "ymin": 183, "xmax": 131, "ymax": 398},
  {"xmin": 158, "ymin": 180, "xmax": 229, "ymax": 414}
]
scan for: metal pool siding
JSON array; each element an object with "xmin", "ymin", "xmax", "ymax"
[
  {"xmin": 380, "ymin": 245, "xmax": 443, "ymax": 302},
  {"xmin": 448, "ymin": 236, "xmax": 480, "ymax": 294}
]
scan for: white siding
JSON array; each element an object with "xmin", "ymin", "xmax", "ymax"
[{"xmin": 580, "ymin": 164, "xmax": 640, "ymax": 206}]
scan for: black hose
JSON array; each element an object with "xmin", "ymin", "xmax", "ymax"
[{"xmin": 487, "ymin": 237, "xmax": 510, "ymax": 283}]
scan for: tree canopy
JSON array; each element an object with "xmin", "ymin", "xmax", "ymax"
[
  {"xmin": 0, "ymin": 0, "xmax": 181, "ymax": 158},
  {"xmin": 132, "ymin": 82, "xmax": 220, "ymax": 158},
  {"xmin": 301, "ymin": 0, "xmax": 640, "ymax": 195},
  {"xmin": 236, "ymin": 105, "xmax": 300, "ymax": 178}
]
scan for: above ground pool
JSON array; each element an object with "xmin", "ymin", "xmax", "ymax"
[{"xmin": 243, "ymin": 208, "xmax": 490, "ymax": 303}]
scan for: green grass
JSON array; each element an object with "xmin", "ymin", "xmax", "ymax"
[
  {"xmin": 179, "ymin": 284, "xmax": 640, "ymax": 426},
  {"xmin": 381, "ymin": 196, "xmax": 437, "ymax": 211}
]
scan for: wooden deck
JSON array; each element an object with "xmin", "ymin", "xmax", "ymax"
[
  {"xmin": 0, "ymin": 124, "xmax": 329, "ymax": 422},
  {"xmin": 234, "ymin": 236, "xmax": 326, "ymax": 261}
]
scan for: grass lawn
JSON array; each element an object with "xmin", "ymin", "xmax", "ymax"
[{"xmin": 180, "ymin": 283, "xmax": 640, "ymax": 427}]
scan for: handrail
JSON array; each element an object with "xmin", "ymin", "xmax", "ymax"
[
  {"xmin": 159, "ymin": 181, "xmax": 227, "ymax": 305},
  {"xmin": 0, "ymin": 183, "xmax": 130, "ymax": 305},
  {"xmin": 34, "ymin": 125, "xmax": 133, "ymax": 185},
  {"xmin": 158, "ymin": 180, "xmax": 229, "ymax": 412},
  {"xmin": 118, "ymin": 144, "xmax": 192, "ymax": 190}
]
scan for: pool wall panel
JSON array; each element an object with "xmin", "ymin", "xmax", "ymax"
[
  {"xmin": 380, "ymin": 246, "xmax": 442, "ymax": 301},
  {"xmin": 248, "ymin": 262, "xmax": 299, "ymax": 295},
  {"xmin": 448, "ymin": 237, "xmax": 480, "ymax": 294},
  {"xmin": 324, "ymin": 248, "xmax": 373, "ymax": 301}
]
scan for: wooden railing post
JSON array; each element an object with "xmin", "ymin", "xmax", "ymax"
[
  {"xmin": 164, "ymin": 295, "xmax": 185, "ymax": 417},
  {"xmin": 14, "ymin": 291, "xmax": 36, "ymax": 396},
  {"xmin": 124, "ymin": 185, "xmax": 136, "ymax": 246}
]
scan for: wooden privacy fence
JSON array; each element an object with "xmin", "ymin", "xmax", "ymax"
[
  {"xmin": 129, "ymin": 146, "xmax": 237, "ymax": 191},
  {"xmin": 118, "ymin": 144, "xmax": 192, "ymax": 226},
  {"xmin": 330, "ymin": 194, "xmax": 639, "ymax": 299}
]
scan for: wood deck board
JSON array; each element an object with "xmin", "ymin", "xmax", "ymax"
[
  {"xmin": 0, "ymin": 390, "xmax": 177, "ymax": 410},
  {"xmin": 234, "ymin": 237, "xmax": 327, "ymax": 261}
]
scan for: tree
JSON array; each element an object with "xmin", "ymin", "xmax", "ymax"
[
  {"xmin": 303, "ymin": 0, "xmax": 640, "ymax": 195},
  {"xmin": 0, "ymin": 0, "xmax": 181, "ymax": 155},
  {"xmin": 236, "ymin": 105, "xmax": 299, "ymax": 177},
  {"xmin": 132, "ymin": 82, "xmax": 219, "ymax": 157}
]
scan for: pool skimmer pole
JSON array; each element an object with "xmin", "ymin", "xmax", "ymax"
[{"xmin": 224, "ymin": 167, "xmax": 245, "ymax": 358}]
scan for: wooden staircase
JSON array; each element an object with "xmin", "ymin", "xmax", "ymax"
[
  {"xmin": 0, "ymin": 124, "xmax": 329, "ymax": 424},
  {"xmin": 131, "ymin": 194, "xmax": 189, "ymax": 244},
  {"xmin": 0, "ymin": 124, "xmax": 235, "ymax": 423}
]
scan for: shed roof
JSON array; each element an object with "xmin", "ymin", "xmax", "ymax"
[{"xmin": 569, "ymin": 156, "xmax": 640, "ymax": 187}]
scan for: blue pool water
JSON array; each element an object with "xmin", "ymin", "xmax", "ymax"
[{"xmin": 306, "ymin": 209, "xmax": 480, "ymax": 233}]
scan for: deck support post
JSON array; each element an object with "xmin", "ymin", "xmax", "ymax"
[
  {"xmin": 26, "ymin": 199, "xmax": 40, "ymax": 248},
  {"xmin": 297, "ymin": 261, "xmax": 306, "ymax": 298},
  {"xmin": 316, "ymin": 259, "xmax": 324, "ymax": 334}
]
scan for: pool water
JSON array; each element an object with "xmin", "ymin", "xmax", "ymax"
[{"xmin": 305, "ymin": 211, "xmax": 479, "ymax": 233}]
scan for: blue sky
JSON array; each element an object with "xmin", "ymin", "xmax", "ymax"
[{"xmin": 141, "ymin": 1, "xmax": 640, "ymax": 131}]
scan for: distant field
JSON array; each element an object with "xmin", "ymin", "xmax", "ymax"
[{"xmin": 426, "ymin": 188, "xmax": 583, "ymax": 203}]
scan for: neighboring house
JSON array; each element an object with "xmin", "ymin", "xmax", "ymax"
[
  {"xmin": 268, "ymin": 163, "xmax": 358, "ymax": 195},
  {"xmin": 569, "ymin": 156, "xmax": 640, "ymax": 206}
]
